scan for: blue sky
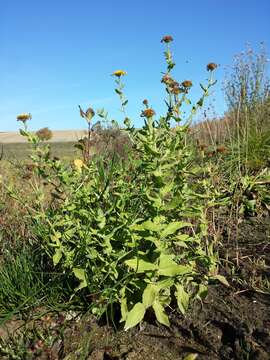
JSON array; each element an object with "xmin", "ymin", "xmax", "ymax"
[{"xmin": 1, "ymin": 0, "xmax": 269, "ymax": 131}]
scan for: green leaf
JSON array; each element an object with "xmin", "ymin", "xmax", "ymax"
[
  {"xmin": 73, "ymin": 268, "xmax": 87, "ymax": 292},
  {"xmin": 160, "ymin": 222, "xmax": 192, "ymax": 238},
  {"xmin": 140, "ymin": 220, "xmax": 163, "ymax": 232},
  {"xmin": 175, "ymin": 284, "xmax": 189, "ymax": 314},
  {"xmin": 125, "ymin": 258, "xmax": 157, "ymax": 273},
  {"xmin": 143, "ymin": 284, "xmax": 157, "ymax": 308},
  {"xmin": 184, "ymin": 97, "xmax": 191, "ymax": 105},
  {"xmin": 197, "ymin": 284, "xmax": 208, "ymax": 299},
  {"xmin": 197, "ymin": 98, "xmax": 204, "ymax": 107},
  {"xmin": 19, "ymin": 129, "xmax": 28, "ymax": 137},
  {"xmin": 183, "ymin": 354, "xmax": 198, "ymax": 360},
  {"xmin": 53, "ymin": 249, "xmax": 62, "ymax": 266},
  {"xmin": 124, "ymin": 302, "xmax": 146, "ymax": 330},
  {"xmin": 120, "ymin": 297, "xmax": 128, "ymax": 323},
  {"xmin": 212, "ymin": 274, "xmax": 230, "ymax": 287},
  {"xmin": 158, "ymin": 254, "xmax": 191, "ymax": 277},
  {"xmin": 152, "ymin": 300, "xmax": 170, "ymax": 327}
]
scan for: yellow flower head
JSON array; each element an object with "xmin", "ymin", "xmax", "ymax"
[
  {"xmin": 17, "ymin": 113, "xmax": 32, "ymax": 122},
  {"xmin": 112, "ymin": 70, "xmax": 127, "ymax": 77},
  {"xmin": 73, "ymin": 159, "xmax": 84, "ymax": 171}
]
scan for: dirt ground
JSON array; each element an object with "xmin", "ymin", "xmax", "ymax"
[{"xmin": 0, "ymin": 216, "xmax": 269, "ymax": 359}]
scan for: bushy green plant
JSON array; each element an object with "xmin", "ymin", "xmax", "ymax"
[{"xmin": 14, "ymin": 36, "xmax": 221, "ymax": 329}]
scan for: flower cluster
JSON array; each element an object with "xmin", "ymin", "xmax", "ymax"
[{"xmin": 161, "ymin": 74, "xmax": 193, "ymax": 94}]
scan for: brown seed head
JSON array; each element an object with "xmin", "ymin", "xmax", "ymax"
[
  {"xmin": 141, "ymin": 108, "xmax": 156, "ymax": 118},
  {"xmin": 170, "ymin": 85, "xmax": 181, "ymax": 95},
  {"xmin": 36, "ymin": 127, "xmax": 53, "ymax": 141},
  {"xmin": 181, "ymin": 80, "xmax": 193, "ymax": 88},
  {"xmin": 216, "ymin": 146, "xmax": 227, "ymax": 153},
  {"xmin": 161, "ymin": 73, "xmax": 174, "ymax": 85},
  {"xmin": 142, "ymin": 99, "xmax": 148, "ymax": 106},
  {"xmin": 161, "ymin": 35, "xmax": 173, "ymax": 43},
  {"xmin": 207, "ymin": 63, "xmax": 218, "ymax": 71}
]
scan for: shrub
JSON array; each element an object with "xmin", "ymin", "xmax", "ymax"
[{"xmin": 14, "ymin": 36, "xmax": 222, "ymax": 329}]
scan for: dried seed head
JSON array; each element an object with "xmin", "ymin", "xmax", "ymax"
[
  {"xmin": 161, "ymin": 73, "xmax": 174, "ymax": 85},
  {"xmin": 161, "ymin": 35, "xmax": 173, "ymax": 43},
  {"xmin": 170, "ymin": 85, "xmax": 181, "ymax": 95},
  {"xmin": 181, "ymin": 80, "xmax": 193, "ymax": 88},
  {"xmin": 207, "ymin": 62, "xmax": 218, "ymax": 71},
  {"xmin": 142, "ymin": 99, "xmax": 148, "ymax": 105},
  {"xmin": 141, "ymin": 108, "xmax": 156, "ymax": 118},
  {"xmin": 216, "ymin": 146, "xmax": 227, "ymax": 153},
  {"xmin": 36, "ymin": 127, "xmax": 53, "ymax": 141},
  {"xmin": 85, "ymin": 107, "xmax": 95, "ymax": 120}
]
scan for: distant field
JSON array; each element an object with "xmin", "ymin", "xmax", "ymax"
[
  {"xmin": 0, "ymin": 130, "xmax": 86, "ymax": 144},
  {"xmin": 0, "ymin": 130, "xmax": 86, "ymax": 160},
  {"xmin": 0, "ymin": 142, "xmax": 81, "ymax": 161}
]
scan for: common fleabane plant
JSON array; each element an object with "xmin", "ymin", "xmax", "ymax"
[{"xmin": 16, "ymin": 36, "xmax": 220, "ymax": 330}]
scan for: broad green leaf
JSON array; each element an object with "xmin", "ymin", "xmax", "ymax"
[
  {"xmin": 152, "ymin": 300, "xmax": 170, "ymax": 327},
  {"xmin": 175, "ymin": 234, "xmax": 192, "ymax": 242},
  {"xmin": 53, "ymin": 249, "xmax": 62, "ymax": 266},
  {"xmin": 143, "ymin": 284, "xmax": 157, "ymax": 308},
  {"xmin": 158, "ymin": 254, "xmax": 191, "ymax": 276},
  {"xmin": 212, "ymin": 274, "xmax": 230, "ymax": 287},
  {"xmin": 124, "ymin": 302, "xmax": 146, "ymax": 330},
  {"xmin": 155, "ymin": 278, "xmax": 174, "ymax": 290},
  {"xmin": 73, "ymin": 268, "xmax": 87, "ymax": 291},
  {"xmin": 159, "ymin": 264, "xmax": 191, "ymax": 277},
  {"xmin": 160, "ymin": 222, "xmax": 192, "ymax": 238},
  {"xmin": 159, "ymin": 254, "xmax": 175, "ymax": 268},
  {"xmin": 125, "ymin": 258, "xmax": 157, "ymax": 273},
  {"xmin": 120, "ymin": 297, "xmax": 128, "ymax": 323},
  {"xmin": 140, "ymin": 220, "xmax": 163, "ymax": 232},
  {"xmin": 175, "ymin": 284, "xmax": 189, "ymax": 314},
  {"xmin": 197, "ymin": 284, "xmax": 208, "ymax": 299}
]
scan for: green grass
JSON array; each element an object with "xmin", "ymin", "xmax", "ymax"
[{"xmin": 0, "ymin": 244, "xmax": 71, "ymax": 319}]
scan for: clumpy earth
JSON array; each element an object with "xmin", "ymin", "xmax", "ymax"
[{"xmin": 0, "ymin": 217, "xmax": 269, "ymax": 359}]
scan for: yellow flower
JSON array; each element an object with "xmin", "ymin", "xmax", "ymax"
[
  {"xmin": 112, "ymin": 70, "xmax": 127, "ymax": 77},
  {"xmin": 74, "ymin": 159, "xmax": 84, "ymax": 171},
  {"xmin": 16, "ymin": 113, "xmax": 32, "ymax": 122}
]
